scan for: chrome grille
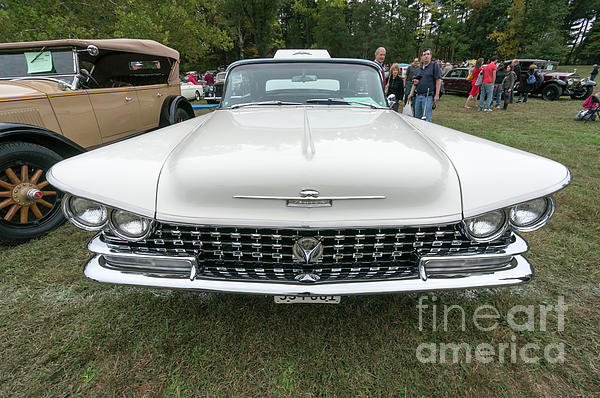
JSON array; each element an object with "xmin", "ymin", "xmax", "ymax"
[{"xmin": 102, "ymin": 224, "xmax": 513, "ymax": 283}]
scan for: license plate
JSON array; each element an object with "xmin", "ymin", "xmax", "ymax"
[{"xmin": 274, "ymin": 295, "xmax": 341, "ymax": 304}]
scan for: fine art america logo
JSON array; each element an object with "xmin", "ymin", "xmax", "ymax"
[{"xmin": 415, "ymin": 295, "xmax": 567, "ymax": 364}]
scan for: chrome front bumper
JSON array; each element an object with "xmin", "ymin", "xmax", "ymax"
[{"xmin": 83, "ymin": 233, "xmax": 533, "ymax": 295}]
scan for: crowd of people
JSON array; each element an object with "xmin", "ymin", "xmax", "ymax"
[
  {"xmin": 376, "ymin": 47, "xmax": 563, "ymax": 122},
  {"xmin": 376, "ymin": 46, "xmax": 443, "ymax": 122}
]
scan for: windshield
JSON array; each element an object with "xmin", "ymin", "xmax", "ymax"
[
  {"xmin": 221, "ymin": 62, "xmax": 386, "ymax": 108},
  {"xmin": 0, "ymin": 48, "xmax": 77, "ymax": 85}
]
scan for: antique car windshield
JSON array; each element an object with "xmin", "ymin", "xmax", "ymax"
[
  {"xmin": 0, "ymin": 48, "xmax": 77, "ymax": 85},
  {"xmin": 221, "ymin": 62, "xmax": 386, "ymax": 108}
]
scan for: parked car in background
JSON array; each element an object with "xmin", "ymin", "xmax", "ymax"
[
  {"xmin": 0, "ymin": 38, "xmax": 195, "ymax": 244},
  {"xmin": 205, "ymin": 71, "xmax": 226, "ymax": 104},
  {"xmin": 505, "ymin": 59, "xmax": 596, "ymax": 101},
  {"xmin": 48, "ymin": 49, "xmax": 570, "ymax": 301},
  {"xmin": 180, "ymin": 80, "xmax": 204, "ymax": 101},
  {"xmin": 441, "ymin": 67, "xmax": 473, "ymax": 95}
]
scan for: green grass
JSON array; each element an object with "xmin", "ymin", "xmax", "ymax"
[{"xmin": 1, "ymin": 94, "xmax": 599, "ymax": 397}]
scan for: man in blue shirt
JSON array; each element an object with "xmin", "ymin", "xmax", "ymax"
[{"xmin": 407, "ymin": 48, "xmax": 442, "ymax": 122}]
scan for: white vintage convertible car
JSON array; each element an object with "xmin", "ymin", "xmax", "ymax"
[{"xmin": 47, "ymin": 50, "xmax": 571, "ymax": 301}]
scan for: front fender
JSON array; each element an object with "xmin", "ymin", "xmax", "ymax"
[
  {"xmin": 547, "ymin": 79, "xmax": 567, "ymax": 87},
  {"xmin": 0, "ymin": 122, "xmax": 85, "ymax": 158}
]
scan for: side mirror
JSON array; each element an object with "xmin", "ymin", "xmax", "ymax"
[
  {"xmin": 387, "ymin": 94, "xmax": 396, "ymax": 108},
  {"xmin": 87, "ymin": 45, "xmax": 99, "ymax": 57}
]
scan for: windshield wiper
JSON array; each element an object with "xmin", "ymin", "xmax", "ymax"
[
  {"xmin": 230, "ymin": 100, "xmax": 302, "ymax": 109},
  {"xmin": 31, "ymin": 46, "xmax": 46, "ymax": 62},
  {"xmin": 306, "ymin": 98, "xmax": 380, "ymax": 109}
]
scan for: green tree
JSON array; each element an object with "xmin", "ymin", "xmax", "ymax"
[
  {"xmin": 113, "ymin": 0, "xmax": 233, "ymax": 68},
  {"xmin": 239, "ymin": 0, "xmax": 281, "ymax": 56},
  {"xmin": 314, "ymin": 0, "xmax": 350, "ymax": 57}
]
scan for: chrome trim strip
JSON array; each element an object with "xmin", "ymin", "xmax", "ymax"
[
  {"xmin": 88, "ymin": 234, "xmax": 198, "ymax": 267},
  {"xmin": 232, "ymin": 195, "xmax": 386, "ymax": 200},
  {"xmin": 419, "ymin": 233, "xmax": 528, "ymax": 265},
  {"xmin": 83, "ymin": 254, "xmax": 533, "ymax": 295},
  {"xmin": 152, "ymin": 213, "xmax": 464, "ymax": 229}
]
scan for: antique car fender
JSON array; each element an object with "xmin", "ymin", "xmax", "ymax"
[
  {"xmin": 0, "ymin": 122, "xmax": 85, "ymax": 158},
  {"xmin": 546, "ymin": 78, "xmax": 567, "ymax": 87},
  {"xmin": 159, "ymin": 95, "xmax": 195, "ymax": 127},
  {"xmin": 582, "ymin": 79, "xmax": 597, "ymax": 87}
]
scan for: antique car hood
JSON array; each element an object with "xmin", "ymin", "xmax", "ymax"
[
  {"xmin": 403, "ymin": 116, "xmax": 571, "ymax": 218},
  {"xmin": 47, "ymin": 115, "xmax": 212, "ymax": 218},
  {"xmin": 0, "ymin": 81, "xmax": 50, "ymax": 100},
  {"xmin": 543, "ymin": 71, "xmax": 573, "ymax": 78},
  {"xmin": 155, "ymin": 107, "xmax": 463, "ymax": 226}
]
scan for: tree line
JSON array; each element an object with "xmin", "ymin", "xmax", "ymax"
[{"xmin": 0, "ymin": 0, "xmax": 597, "ymax": 71}]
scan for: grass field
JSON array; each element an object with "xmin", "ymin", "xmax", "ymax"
[{"xmin": 1, "ymin": 92, "xmax": 599, "ymax": 397}]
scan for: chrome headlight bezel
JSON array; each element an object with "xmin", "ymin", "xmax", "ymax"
[
  {"xmin": 62, "ymin": 194, "xmax": 154, "ymax": 240},
  {"xmin": 108, "ymin": 209, "xmax": 155, "ymax": 242},
  {"xmin": 461, "ymin": 209, "xmax": 509, "ymax": 243},
  {"xmin": 62, "ymin": 194, "xmax": 108, "ymax": 231},
  {"xmin": 509, "ymin": 196, "xmax": 555, "ymax": 232}
]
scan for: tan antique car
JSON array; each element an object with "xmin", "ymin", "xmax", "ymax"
[{"xmin": 0, "ymin": 39, "xmax": 194, "ymax": 244}]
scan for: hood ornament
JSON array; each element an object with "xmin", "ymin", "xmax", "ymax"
[{"xmin": 288, "ymin": 188, "xmax": 330, "ymax": 207}]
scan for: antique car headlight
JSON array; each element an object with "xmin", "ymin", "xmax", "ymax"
[
  {"xmin": 63, "ymin": 195, "xmax": 108, "ymax": 230},
  {"xmin": 567, "ymin": 78, "xmax": 574, "ymax": 86},
  {"xmin": 109, "ymin": 209, "xmax": 154, "ymax": 241},
  {"xmin": 509, "ymin": 197, "xmax": 554, "ymax": 231},
  {"xmin": 462, "ymin": 209, "xmax": 508, "ymax": 242}
]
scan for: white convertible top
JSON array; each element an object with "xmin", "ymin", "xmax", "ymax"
[{"xmin": 273, "ymin": 49, "xmax": 331, "ymax": 59}]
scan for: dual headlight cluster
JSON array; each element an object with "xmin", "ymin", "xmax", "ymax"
[
  {"xmin": 62, "ymin": 195, "xmax": 153, "ymax": 241},
  {"xmin": 62, "ymin": 194, "xmax": 554, "ymax": 243},
  {"xmin": 462, "ymin": 196, "xmax": 555, "ymax": 242}
]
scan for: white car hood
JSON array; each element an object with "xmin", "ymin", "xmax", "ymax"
[
  {"xmin": 48, "ymin": 107, "xmax": 570, "ymax": 228},
  {"xmin": 155, "ymin": 107, "xmax": 462, "ymax": 226}
]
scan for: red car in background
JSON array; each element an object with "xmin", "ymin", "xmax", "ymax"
[{"xmin": 441, "ymin": 67, "xmax": 473, "ymax": 95}]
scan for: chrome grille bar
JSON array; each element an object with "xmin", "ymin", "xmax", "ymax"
[{"xmin": 101, "ymin": 223, "xmax": 514, "ymax": 283}]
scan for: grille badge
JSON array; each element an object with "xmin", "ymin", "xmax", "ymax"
[
  {"xmin": 295, "ymin": 273, "xmax": 321, "ymax": 283},
  {"xmin": 292, "ymin": 237, "xmax": 324, "ymax": 264}
]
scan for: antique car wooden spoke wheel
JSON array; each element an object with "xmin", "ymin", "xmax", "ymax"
[
  {"xmin": 0, "ymin": 164, "xmax": 58, "ymax": 224},
  {"xmin": 0, "ymin": 142, "xmax": 65, "ymax": 245}
]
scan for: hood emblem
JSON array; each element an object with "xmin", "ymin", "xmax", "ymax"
[
  {"xmin": 292, "ymin": 237, "xmax": 324, "ymax": 264},
  {"xmin": 295, "ymin": 273, "xmax": 321, "ymax": 283},
  {"xmin": 288, "ymin": 188, "xmax": 331, "ymax": 208}
]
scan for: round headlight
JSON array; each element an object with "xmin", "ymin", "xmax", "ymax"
[
  {"xmin": 109, "ymin": 209, "xmax": 153, "ymax": 241},
  {"xmin": 509, "ymin": 197, "xmax": 554, "ymax": 231},
  {"xmin": 463, "ymin": 209, "xmax": 508, "ymax": 242},
  {"xmin": 63, "ymin": 195, "xmax": 108, "ymax": 230}
]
